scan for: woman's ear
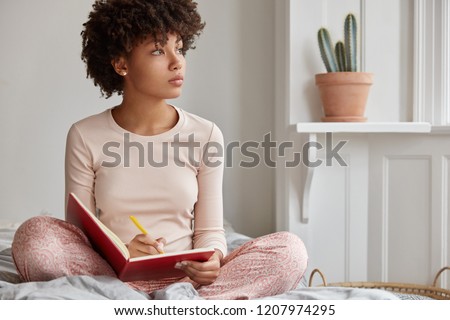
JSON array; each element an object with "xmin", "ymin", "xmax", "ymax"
[{"xmin": 111, "ymin": 56, "xmax": 128, "ymax": 77}]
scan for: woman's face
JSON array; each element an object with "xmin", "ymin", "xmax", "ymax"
[{"xmin": 120, "ymin": 33, "xmax": 186, "ymax": 101}]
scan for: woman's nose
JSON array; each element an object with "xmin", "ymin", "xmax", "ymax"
[{"xmin": 169, "ymin": 53, "xmax": 183, "ymax": 71}]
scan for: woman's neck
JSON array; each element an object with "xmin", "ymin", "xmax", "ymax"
[{"xmin": 112, "ymin": 97, "xmax": 178, "ymax": 136}]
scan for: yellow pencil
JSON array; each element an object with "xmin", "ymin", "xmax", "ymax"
[
  {"xmin": 129, "ymin": 215, "xmax": 164, "ymax": 254},
  {"xmin": 129, "ymin": 215, "xmax": 148, "ymax": 235}
]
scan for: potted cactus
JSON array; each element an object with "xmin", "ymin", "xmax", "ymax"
[{"xmin": 316, "ymin": 13, "xmax": 373, "ymax": 122}]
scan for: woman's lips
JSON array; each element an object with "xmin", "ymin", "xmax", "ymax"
[{"xmin": 169, "ymin": 76, "xmax": 184, "ymax": 87}]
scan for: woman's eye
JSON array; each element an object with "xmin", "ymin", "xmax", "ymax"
[{"xmin": 152, "ymin": 49, "xmax": 164, "ymax": 56}]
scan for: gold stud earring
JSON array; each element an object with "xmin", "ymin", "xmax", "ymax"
[{"xmin": 121, "ymin": 71, "xmax": 127, "ymax": 76}]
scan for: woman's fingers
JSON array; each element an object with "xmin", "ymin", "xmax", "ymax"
[
  {"xmin": 129, "ymin": 234, "xmax": 165, "ymax": 257},
  {"xmin": 177, "ymin": 262, "xmax": 219, "ymax": 285},
  {"xmin": 175, "ymin": 252, "xmax": 222, "ymax": 285},
  {"xmin": 155, "ymin": 237, "xmax": 166, "ymax": 253}
]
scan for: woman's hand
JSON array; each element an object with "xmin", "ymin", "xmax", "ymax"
[
  {"xmin": 175, "ymin": 250, "xmax": 223, "ymax": 285},
  {"xmin": 127, "ymin": 234, "xmax": 166, "ymax": 258}
]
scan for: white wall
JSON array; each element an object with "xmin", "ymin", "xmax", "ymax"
[
  {"xmin": 0, "ymin": 0, "xmax": 115, "ymax": 225},
  {"xmin": 179, "ymin": 0, "xmax": 276, "ymax": 237},
  {"xmin": 0, "ymin": 0, "xmax": 276, "ymax": 237}
]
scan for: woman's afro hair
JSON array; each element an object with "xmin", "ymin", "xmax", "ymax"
[{"xmin": 81, "ymin": 0, "xmax": 205, "ymax": 98}]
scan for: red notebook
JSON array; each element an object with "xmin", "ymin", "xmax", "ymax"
[{"xmin": 66, "ymin": 193, "xmax": 215, "ymax": 282}]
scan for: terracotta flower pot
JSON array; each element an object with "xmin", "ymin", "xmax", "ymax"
[{"xmin": 315, "ymin": 72, "xmax": 373, "ymax": 122}]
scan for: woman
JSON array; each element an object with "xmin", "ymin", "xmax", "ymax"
[{"xmin": 12, "ymin": 0, "xmax": 308, "ymax": 299}]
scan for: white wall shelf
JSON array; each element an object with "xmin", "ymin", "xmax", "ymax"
[{"xmin": 296, "ymin": 122, "xmax": 432, "ymax": 134}]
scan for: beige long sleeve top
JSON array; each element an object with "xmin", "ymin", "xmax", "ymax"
[{"xmin": 64, "ymin": 106, "xmax": 227, "ymax": 257}]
